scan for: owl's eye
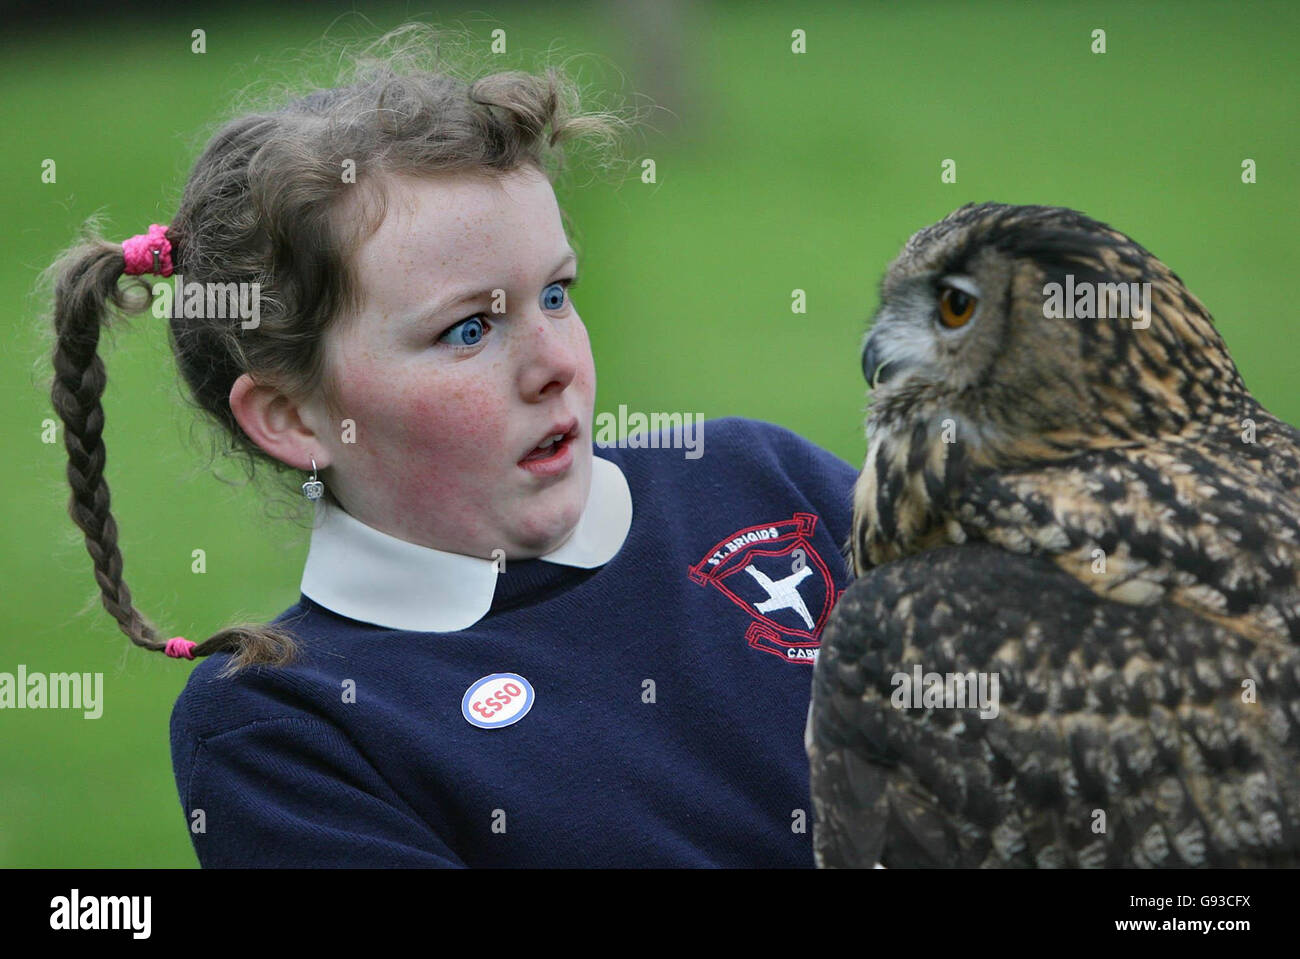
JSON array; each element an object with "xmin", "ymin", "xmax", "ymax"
[{"xmin": 938, "ymin": 285, "xmax": 977, "ymax": 328}]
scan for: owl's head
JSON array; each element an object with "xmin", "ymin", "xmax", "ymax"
[{"xmin": 852, "ymin": 203, "xmax": 1250, "ymax": 573}]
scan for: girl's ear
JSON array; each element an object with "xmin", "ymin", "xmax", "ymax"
[{"xmin": 228, "ymin": 372, "xmax": 327, "ymax": 472}]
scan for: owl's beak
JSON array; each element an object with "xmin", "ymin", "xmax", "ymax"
[{"xmin": 861, "ymin": 337, "xmax": 901, "ymax": 389}]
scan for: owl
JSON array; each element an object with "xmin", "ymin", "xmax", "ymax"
[{"xmin": 807, "ymin": 202, "xmax": 1300, "ymax": 867}]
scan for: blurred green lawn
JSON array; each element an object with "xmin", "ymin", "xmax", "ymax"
[{"xmin": 2, "ymin": 0, "xmax": 1297, "ymax": 866}]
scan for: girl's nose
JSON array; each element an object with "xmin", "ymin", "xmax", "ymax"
[{"xmin": 517, "ymin": 312, "xmax": 583, "ymax": 401}]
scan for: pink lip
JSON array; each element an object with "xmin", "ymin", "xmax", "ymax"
[
  {"xmin": 517, "ymin": 434, "xmax": 575, "ymax": 476},
  {"xmin": 517, "ymin": 418, "xmax": 579, "ymax": 475},
  {"xmin": 520, "ymin": 418, "xmax": 578, "ymax": 460}
]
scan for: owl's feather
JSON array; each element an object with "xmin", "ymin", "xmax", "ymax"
[
  {"xmin": 810, "ymin": 202, "xmax": 1300, "ymax": 867},
  {"xmin": 809, "ymin": 544, "xmax": 1300, "ymax": 867}
]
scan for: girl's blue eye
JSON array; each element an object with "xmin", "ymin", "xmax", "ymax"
[
  {"xmin": 439, "ymin": 315, "xmax": 486, "ymax": 347},
  {"xmin": 540, "ymin": 280, "xmax": 569, "ymax": 311},
  {"xmin": 438, "ymin": 278, "xmax": 574, "ymax": 347}
]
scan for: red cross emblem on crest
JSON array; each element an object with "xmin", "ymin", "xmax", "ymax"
[{"xmin": 688, "ymin": 512, "xmax": 842, "ymax": 664}]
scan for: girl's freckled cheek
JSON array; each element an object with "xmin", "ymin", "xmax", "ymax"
[{"xmin": 401, "ymin": 385, "xmax": 502, "ymax": 452}]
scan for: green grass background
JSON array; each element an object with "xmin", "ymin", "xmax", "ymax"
[{"xmin": 2, "ymin": 0, "xmax": 1297, "ymax": 866}]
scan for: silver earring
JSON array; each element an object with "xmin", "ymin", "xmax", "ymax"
[{"xmin": 302, "ymin": 458, "xmax": 325, "ymax": 501}]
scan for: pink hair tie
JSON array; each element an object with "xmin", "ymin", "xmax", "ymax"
[
  {"xmin": 164, "ymin": 637, "xmax": 197, "ymax": 659},
  {"xmin": 122, "ymin": 223, "xmax": 174, "ymax": 277}
]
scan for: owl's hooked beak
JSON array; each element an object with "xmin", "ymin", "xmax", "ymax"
[{"xmin": 861, "ymin": 335, "xmax": 905, "ymax": 390}]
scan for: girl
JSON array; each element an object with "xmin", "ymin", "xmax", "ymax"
[{"xmin": 47, "ymin": 25, "xmax": 858, "ymax": 867}]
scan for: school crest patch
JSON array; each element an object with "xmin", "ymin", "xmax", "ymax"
[{"xmin": 688, "ymin": 512, "xmax": 842, "ymax": 664}]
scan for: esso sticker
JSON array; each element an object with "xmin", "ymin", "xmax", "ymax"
[{"xmin": 462, "ymin": 673, "xmax": 534, "ymax": 729}]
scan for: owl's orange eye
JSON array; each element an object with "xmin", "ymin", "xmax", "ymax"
[{"xmin": 938, "ymin": 286, "xmax": 977, "ymax": 328}]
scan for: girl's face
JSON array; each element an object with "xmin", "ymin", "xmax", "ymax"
[{"xmin": 306, "ymin": 166, "xmax": 596, "ymax": 560}]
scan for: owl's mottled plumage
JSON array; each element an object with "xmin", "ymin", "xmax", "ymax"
[{"xmin": 808, "ymin": 202, "xmax": 1300, "ymax": 867}]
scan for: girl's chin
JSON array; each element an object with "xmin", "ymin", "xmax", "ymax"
[
  {"xmin": 505, "ymin": 451, "xmax": 590, "ymax": 554},
  {"xmin": 512, "ymin": 498, "xmax": 587, "ymax": 556}
]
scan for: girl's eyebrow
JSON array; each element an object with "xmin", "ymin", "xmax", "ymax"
[{"xmin": 408, "ymin": 248, "xmax": 578, "ymax": 325}]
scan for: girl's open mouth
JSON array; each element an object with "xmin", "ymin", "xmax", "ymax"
[{"xmin": 518, "ymin": 422, "xmax": 578, "ymax": 475}]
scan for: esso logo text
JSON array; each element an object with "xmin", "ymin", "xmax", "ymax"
[{"xmin": 461, "ymin": 673, "xmax": 535, "ymax": 729}]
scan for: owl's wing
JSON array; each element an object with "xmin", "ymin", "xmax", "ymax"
[{"xmin": 807, "ymin": 542, "xmax": 1300, "ymax": 868}]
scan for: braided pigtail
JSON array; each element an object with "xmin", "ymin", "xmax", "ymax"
[
  {"xmin": 42, "ymin": 23, "xmax": 637, "ymax": 678},
  {"xmin": 47, "ymin": 226, "xmax": 299, "ymax": 676}
]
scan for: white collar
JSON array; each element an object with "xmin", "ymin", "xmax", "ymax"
[{"xmin": 300, "ymin": 455, "xmax": 632, "ymax": 632}]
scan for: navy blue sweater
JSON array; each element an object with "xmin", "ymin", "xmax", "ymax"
[{"xmin": 169, "ymin": 417, "xmax": 859, "ymax": 867}]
